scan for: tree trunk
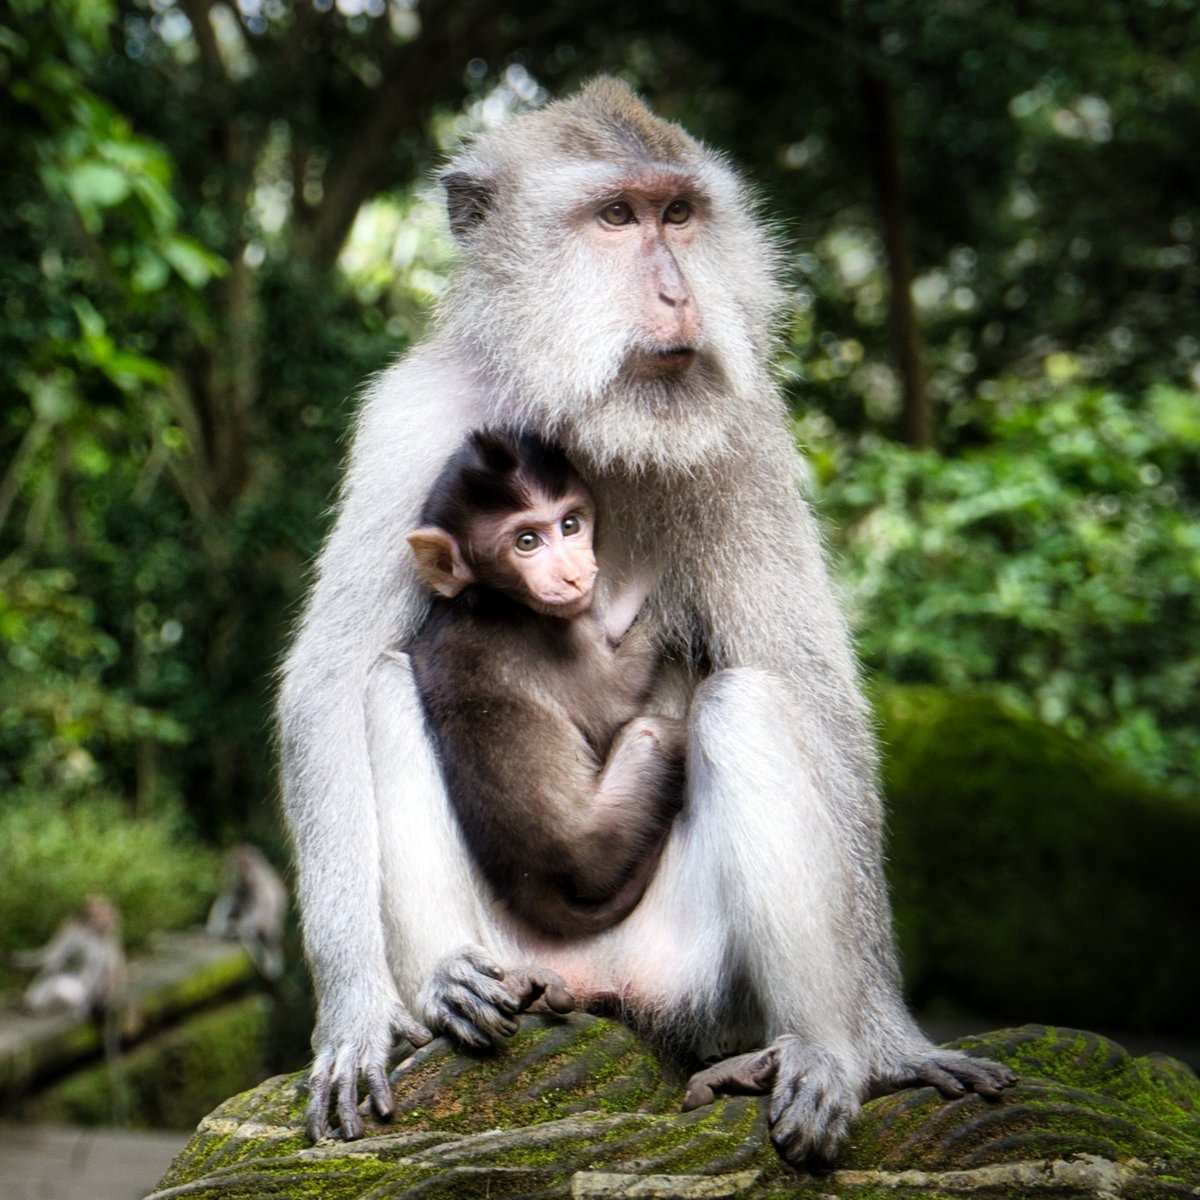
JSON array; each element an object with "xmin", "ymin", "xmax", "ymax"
[{"xmin": 860, "ymin": 69, "xmax": 933, "ymax": 449}]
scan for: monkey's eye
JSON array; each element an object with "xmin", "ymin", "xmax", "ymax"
[
  {"xmin": 514, "ymin": 530, "xmax": 542, "ymax": 554},
  {"xmin": 600, "ymin": 200, "xmax": 635, "ymax": 226},
  {"xmin": 663, "ymin": 199, "xmax": 692, "ymax": 225},
  {"xmin": 561, "ymin": 513, "xmax": 583, "ymax": 536}
]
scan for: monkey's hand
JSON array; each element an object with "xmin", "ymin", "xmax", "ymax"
[
  {"xmin": 683, "ymin": 1037, "xmax": 862, "ymax": 1168},
  {"xmin": 871, "ymin": 1046, "xmax": 1017, "ymax": 1100},
  {"xmin": 306, "ymin": 990, "xmax": 432, "ymax": 1142},
  {"xmin": 418, "ymin": 945, "xmax": 575, "ymax": 1049}
]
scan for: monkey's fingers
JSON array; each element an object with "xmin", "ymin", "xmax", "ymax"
[
  {"xmin": 766, "ymin": 1038, "xmax": 859, "ymax": 1168},
  {"xmin": 905, "ymin": 1051, "xmax": 1017, "ymax": 1100},
  {"xmin": 920, "ymin": 1062, "xmax": 969, "ymax": 1098},
  {"xmin": 390, "ymin": 1006, "xmax": 433, "ymax": 1049},
  {"xmin": 305, "ymin": 1067, "xmax": 335, "ymax": 1141},
  {"xmin": 442, "ymin": 1002, "xmax": 518, "ymax": 1047},
  {"xmin": 505, "ymin": 965, "xmax": 576, "ymax": 1014},
  {"xmin": 681, "ymin": 1048, "xmax": 776, "ymax": 1111},
  {"xmin": 364, "ymin": 1062, "xmax": 394, "ymax": 1122},
  {"xmin": 335, "ymin": 1069, "xmax": 364, "ymax": 1140},
  {"xmin": 456, "ymin": 945, "xmax": 508, "ymax": 981},
  {"xmin": 437, "ymin": 949, "xmax": 521, "ymax": 1016}
]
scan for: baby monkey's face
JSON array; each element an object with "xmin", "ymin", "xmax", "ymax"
[{"xmin": 484, "ymin": 482, "xmax": 598, "ymax": 617}]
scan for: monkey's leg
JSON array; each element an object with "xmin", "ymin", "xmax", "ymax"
[
  {"xmin": 568, "ymin": 714, "xmax": 687, "ymax": 900},
  {"xmin": 676, "ymin": 667, "xmax": 1015, "ymax": 1163},
  {"xmin": 681, "ymin": 666, "xmax": 870, "ymax": 1167},
  {"xmin": 299, "ymin": 651, "xmax": 461, "ymax": 1140}
]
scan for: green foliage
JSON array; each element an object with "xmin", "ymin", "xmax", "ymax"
[
  {"xmin": 880, "ymin": 686, "xmax": 1198, "ymax": 1035},
  {"xmin": 810, "ymin": 385, "xmax": 1200, "ymax": 789},
  {"xmin": 0, "ymin": 570, "xmax": 187, "ymax": 797},
  {"xmin": 0, "ymin": 792, "xmax": 218, "ymax": 989},
  {"xmin": 0, "ymin": 1, "xmax": 397, "ymax": 832},
  {"xmin": 1, "ymin": 1, "xmax": 1195, "ymax": 869}
]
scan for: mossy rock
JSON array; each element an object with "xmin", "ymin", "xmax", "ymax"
[
  {"xmin": 148, "ymin": 1016, "xmax": 1200, "ymax": 1199},
  {"xmin": 1, "ymin": 931, "xmax": 270, "ymax": 1132},
  {"xmin": 879, "ymin": 686, "xmax": 1200, "ymax": 1035},
  {"xmin": 24, "ymin": 994, "xmax": 272, "ymax": 1129}
]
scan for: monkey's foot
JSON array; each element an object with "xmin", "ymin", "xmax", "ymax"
[
  {"xmin": 306, "ymin": 995, "xmax": 432, "ymax": 1142},
  {"xmin": 872, "ymin": 1046, "xmax": 1018, "ymax": 1100},
  {"xmin": 682, "ymin": 1036, "xmax": 860, "ymax": 1168},
  {"xmin": 418, "ymin": 944, "xmax": 575, "ymax": 1049},
  {"xmin": 681, "ymin": 1049, "xmax": 774, "ymax": 1109}
]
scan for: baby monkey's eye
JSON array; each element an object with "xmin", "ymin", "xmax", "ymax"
[
  {"xmin": 663, "ymin": 199, "xmax": 691, "ymax": 225},
  {"xmin": 561, "ymin": 514, "xmax": 583, "ymax": 536},
  {"xmin": 600, "ymin": 200, "xmax": 635, "ymax": 226},
  {"xmin": 514, "ymin": 531, "xmax": 541, "ymax": 554}
]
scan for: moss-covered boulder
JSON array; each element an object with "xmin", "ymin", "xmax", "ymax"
[
  {"xmin": 148, "ymin": 1016, "xmax": 1200, "ymax": 1199},
  {"xmin": 879, "ymin": 686, "xmax": 1200, "ymax": 1035}
]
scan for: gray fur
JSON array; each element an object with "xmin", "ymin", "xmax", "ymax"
[{"xmin": 279, "ymin": 77, "xmax": 1014, "ymax": 1160}]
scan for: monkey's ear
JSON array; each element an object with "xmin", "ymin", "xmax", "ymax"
[
  {"xmin": 407, "ymin": 528, "xmax": 474, "ymax": 597},
  {"xmin": 441, "ymin": 171, "xmax": 493, "ymax": 241}
]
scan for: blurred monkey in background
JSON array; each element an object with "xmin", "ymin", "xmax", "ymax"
[
  {"xmin": 207, "ymin": 843, "xmax": 288, "ymax": 979},
  {"xmin": 14, "ymin": 894, "xmax": 126, "ymax": 1021},
  {"xmin": 279, "ymin": 78, "xmax": 1014, "ymax": 1163}
]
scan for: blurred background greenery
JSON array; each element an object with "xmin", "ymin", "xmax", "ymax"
[{"xmin": 1, "ymin": 0, "xmax": 1197, "ymax": 1093}]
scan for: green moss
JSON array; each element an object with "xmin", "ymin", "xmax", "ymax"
[
  {"xmin": 160, "ymin": 949, "xmax": 257, "ymax": 1011},
  {"xmin": 878, "ymin": 685, "xmax": 1199, "ymax": 1035},
  {"xmin": 150, "ymin": 1020, "xmax": 1200, "ymax": 1198}
]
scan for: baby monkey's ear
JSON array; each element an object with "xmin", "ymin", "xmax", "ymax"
[{"xmin": 407, "ymin": 528, "xmax": 474, "ymax": 598}]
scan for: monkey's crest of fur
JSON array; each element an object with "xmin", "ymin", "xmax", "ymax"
[{"xmin": 435, "ymin": 78, "xmax": 787, "ymax": 478}]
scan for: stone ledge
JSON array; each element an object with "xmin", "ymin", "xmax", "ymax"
[{"xmin": 0, "ymin": 931, "xmax": 255, "ymax": 1101}]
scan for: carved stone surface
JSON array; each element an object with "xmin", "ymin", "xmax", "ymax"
[{"xmin": 147, "ymin": 1019, "xmax": 1200, "ymax": 1199}]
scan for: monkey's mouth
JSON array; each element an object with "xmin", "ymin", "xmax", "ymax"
[
  {"xmin": 629, "ymin": 345, "xmax": 698, "ymax": 378},
  {"xmin": 537, "ymin": 594, "xmax": 594, "ymax": 619}
]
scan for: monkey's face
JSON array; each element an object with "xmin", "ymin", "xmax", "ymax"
[
  {"xmin": 440, "ymin": 84, "xmax": 786, "ymax": 471},
  {"xmin": 477, "ymin": 482, "xmax": 598, "ymax": 617},
  {"xmin": 577, "ymin": 183, "xmax": 702, "ymax": 382}
]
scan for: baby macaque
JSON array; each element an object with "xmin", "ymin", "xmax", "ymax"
[
  {"xmin": 407, "ymin": 429, "xmax": 686, "ymax": 938},
  {"xmin": 13, "ymin": 894, "xmax": 126, "ymax": 1020},
  {"xmin": 206, "ymin": 843, "xmax": 289, "ymax": 978}
]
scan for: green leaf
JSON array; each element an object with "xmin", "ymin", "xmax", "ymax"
[
  {"xmin": 66, "ymin": 160, "xmax": 130, "ymax": 207},
  {"xmin": 132, "ymin": 247, "xmax": 171, "ymax": 293},
  {"xmin": 163, "ymin": 235, "xmax": 226, "ymax": 289}
]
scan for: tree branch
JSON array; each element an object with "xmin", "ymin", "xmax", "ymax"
[{"xmin": 179, "ymin": 0, "xmax": 222, "ymax": 71}]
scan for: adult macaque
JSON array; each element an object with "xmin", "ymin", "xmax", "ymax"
[
  {"xmin": 406, "ymin": 428, "xmax": 686, "ymax": 942},
  {"xmin": 14, "ymin": 894, "xmax": 126, "ymax": 1021},
  {"xmin": 206, "ymin": 843, "xmax": 289, "ymax": 979},
  {"xmin": 279, "ymin": 78, "xmax": 1015, "ymax": 1161}
]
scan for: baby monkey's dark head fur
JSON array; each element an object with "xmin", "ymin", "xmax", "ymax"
[
  {"xmin": 409, "ymin": 429, "xmax": 599, "ymax": 618},
  {"xmin": 419, "ymin": 430, "xmax": 577, "ymax": 540}
]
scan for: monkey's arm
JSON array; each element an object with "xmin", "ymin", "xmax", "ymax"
[
  {"xmin": 279, "ymin": 352, "xmax": 479, "ymax": 1139},
  {"xmin": 12, "ymin": 923, "xmax": 83, "ymax": 973},
  {"xmin": 205, "ymin": 893, "xmax": 236, "ymax": 938},
  {"xmin": 542, "ymin": 712, "xmax": 687, "ymax": 936},
  {"xmin": 606, "ymin": 615, "xmax": 663, "ymax": 690}
]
